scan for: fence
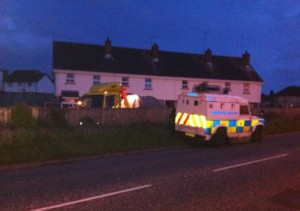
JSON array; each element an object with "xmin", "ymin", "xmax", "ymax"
[
  {"xmin": 2, "ymin": 107, "xmax": 300, "ymax": 126},
  {"xmin": 0, "ymin": 107, "xmax": 174, "ymax": 126}
]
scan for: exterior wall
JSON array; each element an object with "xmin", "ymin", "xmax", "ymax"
[
  {"xmin": 37, "ymin": 76, "xmax": 54, "ymax": 93},
  {"xmin": 54, "ymin": 69, "xmax": 263, "ymax": 104},
  {"xmin": 4, "ymin": 82, "xmax": 31, "ymax": 92},
  {"xmin": 4, "ymin": 76, "xmax": 54, "ymax": 93}
]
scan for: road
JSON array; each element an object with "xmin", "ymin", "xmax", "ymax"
[{"xmin": 0, "ymin": 132, "xmax": 300, "ymax": 211}]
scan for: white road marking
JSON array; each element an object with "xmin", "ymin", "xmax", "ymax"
[
  {"xmin": 213, "ymin": 153, "xmax": 289, "ymax": 172},
  {"xmin": 30, "ymin": 184, "xmax": 152, "ymax": 211}
]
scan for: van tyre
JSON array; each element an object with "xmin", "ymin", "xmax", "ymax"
[
  {"xmin": 211, "ymin": 128, "xmax": 228, "ymax": 146},
  {"xmin": 251, "ymin": 126, "xmax": 263, "ymax": 143}
]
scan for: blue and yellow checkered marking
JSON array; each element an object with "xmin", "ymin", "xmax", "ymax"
[
  {"xmin": 175, "ymin": 112, "xmax": 264, "ymax": 135},
  {"xmin": 205, "ymin": 119, "xmax": 264, "ymax": 135}
]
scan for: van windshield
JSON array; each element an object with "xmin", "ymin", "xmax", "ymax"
[{"xmin": 240, "ymin": 105, "xmax": 249, "ymax": 115}]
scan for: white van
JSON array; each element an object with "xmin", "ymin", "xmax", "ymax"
[{"xmin": 175, "ymin": 92, "xmax": 264, "ymax": 146}]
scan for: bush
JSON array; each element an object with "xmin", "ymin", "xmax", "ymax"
[{"xmin": 10, "ymin": 103, "xmax": 34, "ymax": 128}]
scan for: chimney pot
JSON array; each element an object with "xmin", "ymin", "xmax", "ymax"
[
  {"xmin": 204, "ymin": 48, "xmax": 212, "ymax": 63},
  {"xmin": 242, "ymin": 51, "xmax": 250, "ymax": 65},
  {"xmin": 104, "ymin": 38, "xmax": 112, "ymax": 58},
  {"xmin": 151, "ymin": 43, "xmax": 159, "ymax": 61}
]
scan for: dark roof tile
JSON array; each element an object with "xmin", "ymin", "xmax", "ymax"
[
  {"xmin": 276, "ymin": 86, "xmax": 300, "ymax": 96},
  {"xmin": 52, "ymin": 41, "xmax": 263, "ymax": 82},
  {"xmin": 4, "ymin": 70, "xmax": 49, "ymax": 83}
]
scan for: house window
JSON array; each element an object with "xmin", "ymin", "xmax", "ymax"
[
  {"xmin": 28, "ymin": 82, "xmax": 32, "ymax": 87},
  {"xmin": 7, "ymin": 82, "xmax": 13, "ymax": 88},
  {"xmin": 225, "ymin": 82, "xmax": 231, "ymax": 93},
  {"xmin": 145, "ymin": 78, "xmax": 152, "ymax": 89},
  {"xmin": 66, "ymin": 73, "xmax": 75, "ymax": 83},
  {"xmin": 93, "ymin": 75, "xmax": 101, "ymax": 85},
  {"xmin": 122, "ymin": 77, "xmax": 129, "ymax": 87},
  {"xmin": 243, "ymin": 83, "xmax": 250, "ymax": 94},
  {"xmin": 18, "ymin": 82, "xmax": 22, "ymax": 87},
  {"xmin": 182, "ymin": 80, "xmax": 188, "ymax": 89}
]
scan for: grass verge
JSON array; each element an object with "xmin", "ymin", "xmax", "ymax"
[
  {"xmin": 263, "ymin": 112, "xmax": 300, "ymax": 135},
  {"xmin": 1, "ymin": 111, "xmax": 300, "ymax": 167},
  {"xmin": 0, "ymin": 122, "xmax": 185, "ymax": 166}
]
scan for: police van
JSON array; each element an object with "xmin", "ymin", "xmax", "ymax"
[{"xmin": 175, "ymin": 92, "xmax": 264, "ymax": 146}]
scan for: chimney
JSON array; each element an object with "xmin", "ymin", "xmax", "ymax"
[
  {"xmin": 242, "ymin": 51, "xmax": 250, "ymax": 65},
  {"xmin": 204, "ymin": 48, "xmax": 212, "ymax": 63},
  {"xmin": 151, "ymin": 43, "xmax": 159, "ymax": 62},
  {"xmin": 104, "ymin": 38, "xmax": 112, "ymax": 59}
]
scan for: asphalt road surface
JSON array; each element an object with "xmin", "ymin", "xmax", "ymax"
[{"xmin": 1, "ymin": 132, "xmax": 300, "ymax": 211}]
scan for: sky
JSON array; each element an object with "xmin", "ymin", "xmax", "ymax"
[{"xmin": 1, "ymin": 0, "xmax": 300, "ymax": 94}]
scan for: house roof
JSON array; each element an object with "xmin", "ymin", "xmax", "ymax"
[
  {"xmin": 276, "ymin": 86, "xmax": 300, "ymax": 96},
  {"xmin": 52, "ymin": 41, "xmax": 263, "ymax": 82},
  {"xmin": 4, "ymin": 70, "xmax": 50, "ymax": 83}
]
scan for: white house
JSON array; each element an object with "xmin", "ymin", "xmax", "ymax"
[
  {"xmin": 52, "ymin": 39, "xmax": 263, "ymax": 107},
  {"xmin": 4, "ymin": 70, "xmax": 54, "ymax": 94}
]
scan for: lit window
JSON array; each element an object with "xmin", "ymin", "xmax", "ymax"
[
  {"xmin": 182, "ymin": 80, "xmax": 188, "ymax": 89},
  {"xmin": 122, "ymin": 77, "xmax": 129, "ymax": 87},
  {"xmin": 145, "ymin": 78, "xmax": 152, "ymax": 89},
  {"xmin": 243, "ymin": 83, "xmax": 250, "ymax": 94},
  {"xmin": 66, "ymin": 73, "xmax": 75, "ymax": 83},
  {"xmin": 93, "ymin": 75, "xmax": 101, "ymax": 85}
]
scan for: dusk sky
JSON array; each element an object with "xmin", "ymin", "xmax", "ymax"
[{"xmin": 1, "ymin": 0, "xmax": 300, "ymax": 94}]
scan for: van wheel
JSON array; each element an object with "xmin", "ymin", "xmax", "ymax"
[
  {"xmin": 211, "ymin": 128, "xmax": 228, "ymax": 146},
  {"xmin": 251, "ymin": 126, "xmax": 263, "ymax": 143}
]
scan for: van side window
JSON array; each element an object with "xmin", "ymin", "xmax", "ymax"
[{"xmin": 240, "ymin": 105, "xmax": 249, "ymax": 115}]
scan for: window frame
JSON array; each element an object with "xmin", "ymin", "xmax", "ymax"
[
  {"xmin": 66, "ymin": 73, "xmax": 75, "ymax": 84},
  {"xmin": 122, "ymin": 77, "xmax": 129, "ymax": 87},
  {"xmin": 144, "ymin": 78, "xmax": 152, "ymax": 90},
  {"xmin": 225, "ymin": 82, "xmax": 231, "ymax": 92},
  {"xmin": 93, "ymin": 75, "xmax": 101, "ymax": 85},
  {"xmin": 182, "ymin": 80, "xmax": 188, "ymax": 89},
  {"xmin": 243, "ymin": 83, "xmax": 250, "ymax": 94}
]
